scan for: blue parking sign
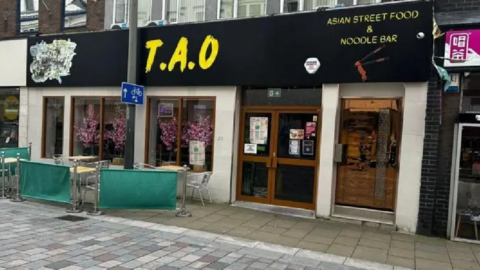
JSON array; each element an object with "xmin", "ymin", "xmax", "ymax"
[{"xmin": 121, "ymin": 82, "xmax": 145, "ymax": 105}]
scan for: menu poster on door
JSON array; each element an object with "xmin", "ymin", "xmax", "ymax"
[
  {"xmin": 290, "ymin": 129, "xmax": 305, "ymax": 140},
  {"xmin": 303, "ymin": 140, "xmax": 314, "ymax": 156},
  {"xmin": 250, "ymin": 117, "xmax": 268, "ymax": 144},
  {"xmin": 305, "ymin": 122, "xmax": 316, "ymax": 138},
  {"xmin": 189, "ymin": 140, "xmax": 205, "ymax": 165},
  {"xmin": 289, "ymin": 140, "xmax": 300, "ymax": 155}
]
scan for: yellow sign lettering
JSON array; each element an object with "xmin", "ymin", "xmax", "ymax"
[
  {"xmin": 199, "ymin": 35, "xmax": 219, "ymax": 70},
  {"xmin": 380, "ymin": 34, "xmax": 398, "ymax": 43},
  {"xmin": 168, "ymin": 37, "xmax": 188, "ymax": 72},
  {"xmin": 389, "ymin": 10, "xmax": 419, "ymax": 20},
  {"xmin": 145, "ymin": 39, "xmax": 163, "ymax": 73}
]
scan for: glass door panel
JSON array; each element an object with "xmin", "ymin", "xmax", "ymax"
[
  {"xmin": 453, "ymin": 125, "xmax": 480, "ymax": 242},
  {"xmin": 276, "ymin": 113, "xmax": 318, "ymax": 160},
  {"xmin": 272, "ymin": 111, "xmax": 319, "ymax": 208},
  {"xmin": 237, "ymin": 111, "xmax": 274, "ymax": 203}
]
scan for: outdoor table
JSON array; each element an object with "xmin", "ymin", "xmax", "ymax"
[
  {"xmin": 3, "ymin": 158, "xmax": 26, "ymax": 164},
  {"xmin": 70, "ymin": 166, "xmax": 96, "ymax": 174},
  {"xmin": 68, "ymin": 156, "xmax": 97, "ymax": 162}
]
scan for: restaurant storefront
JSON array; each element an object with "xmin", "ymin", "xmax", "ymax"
[
  {"xmin": 445, "ymin": 28, "xmax": 480, "ymax": 242},
  {"xmin": 25, "ymin": 1, "xmax": 432, "ymax": 232}
]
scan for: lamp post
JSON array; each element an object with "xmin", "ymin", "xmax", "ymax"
[{"xmin": 124, "ymin": 0, "xmax": 138, "ymax": 169}]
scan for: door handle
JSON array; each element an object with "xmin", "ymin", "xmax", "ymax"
[{"xmin": 272, "ymin": 156, "xmax": 278, "ymax": 168}]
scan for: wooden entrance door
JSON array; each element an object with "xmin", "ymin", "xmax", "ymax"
[
  {"xmin": 335, "ymin": 99, "xmax": 402, "ymax": 211},
  {"xmin": 236, "ymin": 109, "xmax": 320, "ymax": 209}
]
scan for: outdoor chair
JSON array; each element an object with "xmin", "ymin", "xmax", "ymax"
[
  {"xmin": 53, "ymin": 154, "xmax": 65, "ymax": 165},
  {"xmin": 187, "ymin": 172, "xmax": 212, "ymax": 206},
  {"xmin": 83, "ymin": 160, "xmax": 110, "ymax": 205}
]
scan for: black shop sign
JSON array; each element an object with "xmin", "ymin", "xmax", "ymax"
[{"xmin": 26, "ymin": 1, "xmax": 432, "ymax": 87}]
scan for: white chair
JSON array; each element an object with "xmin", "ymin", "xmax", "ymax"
[
  {"xmin": 187, "ymin": 172, "xmax": 212, "ymax": 206},
  {"xmin": 53, "ymin": 154, "xmax": 65, "ymax": 165}
]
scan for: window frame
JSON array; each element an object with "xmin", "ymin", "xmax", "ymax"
[
  {"xmin": 279, "ymin": 0, "xmax": 381, "ymax": 13},
  {"xmin": 41, "ymin": 97, "xmax": 65, "ymax": 158},
  {"xmin": 165, "ymin": 0, "xmax": 206, "ymax": 24},
  {"xmin": 217, "ymin": 0, "xmax": 267, "ymax": 19},
  {"xmin": 112, "ymin": 0, "xmax": 153, "ymax": 26},
  {"xmin": 145, "ymin": 96, "xmax": 216, "ymax": 171},
  {"xmin": 61, "ymin": 0, "xmax": 88, "ymax": 30},
  {"xmin": 69, "ymin": 97, "xmax": 127, "ymax": 161},
  {"xmin": 17, "ymin": 0, "xmax": 39, "ymax": 34}
]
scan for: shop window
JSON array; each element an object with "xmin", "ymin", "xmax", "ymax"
[
  {"xmin": 461, "ymin": 73, "xmax": 480, "ymax": 113},
  {"xmin": 147, "ymin": 97, "xmax": 215, "ymax": 171},
  {"xmin": 71, "ymin": 98, "xmax": 126, "ymax": 163},
  {"xmin": 0, "ymin": 89, "xmax": 20, "ymax": 149},
  {"xmin": 283, "ymin": 0, "xmax": 300, "ymax": 12},
  {"xmin": 113, "ymin": 0, "xmax": 152, "ymax": 27},
  {"xmin": 18, "ymin": 0, "xmax": 39, "ymax": 33},
  {"xmin": 42, "ymin": 98, "xmax": 64, "ymax": 158},
  {"xmin": 63, "ymin": 0, "xmax": 87, "ymax": 28},
  {"xmin": 166, "ymin": 0, "xmax": 205, "ymax": 24}
]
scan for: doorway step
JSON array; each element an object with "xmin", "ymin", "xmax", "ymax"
[
  {"xmin": 331, "ymin": 205, "xmax": 395, "ymax": 231},
  {"xmin": 232, "ymin": 201, "xmax": 315, "ymax": 219}
]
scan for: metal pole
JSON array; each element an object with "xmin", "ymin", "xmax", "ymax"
[
  {"xmin": 66, "ymin": 160, "xmax": 81, "ymax": 213},
  {"xmin": 0, "ymin": 152, "xmax": 6, "ymax": 199},
  {"xmin": 28, "ymin": 142, "xmax": 32, "ymax": 160},
  {"xmin": 11, "ymin": 153, "xmax": 24, "ymax": 202},
  {"xmin": 88, "ymin": 162, "xmax": 103, "ymax": 216},
  {"xmin": 176, "ymin": 165, "xmax": 192, "ymax": 218},
  {"xmin": 124, "ymin": 0, "xmax": 138, "ymax": 170}
]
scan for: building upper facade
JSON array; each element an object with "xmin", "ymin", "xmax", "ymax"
[
  {"xmin": 104, "ymin": 0, "xmax": 381, "ymax": 30},
  {"xmin": 0, "ymin": 0, "xmax": 105, "ymax": 39}
]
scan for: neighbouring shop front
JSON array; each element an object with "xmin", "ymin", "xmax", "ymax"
[
  {"xmin": 445, "ymin": 28, "xmax": 480, "ymax": 242},
  {"xmin": 0, "ymin": 38, "xmax": 28, "ymax": 149},
  {"xmin": 25, "ymin": 1, "xmax": 432, "ymax": 232}
]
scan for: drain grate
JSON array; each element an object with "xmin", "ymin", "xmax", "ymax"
[{"xmin": 55, "ymin": 215, "xmax": 89, "ymax": 222}]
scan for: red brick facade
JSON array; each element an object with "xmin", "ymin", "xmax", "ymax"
[{"xmin": 0, "ymin": 0, "xmax": 105, "ymax": 38}]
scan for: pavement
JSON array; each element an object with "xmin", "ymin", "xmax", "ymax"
[
  {"xmin": 103, "ymin": 200, "xmax": 480, "ymax": 270},
  {"xmin": 0, "ymin": 200, "xmax": 401, "ymax": 270}
]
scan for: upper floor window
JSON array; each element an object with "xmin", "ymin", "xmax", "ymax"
[
  {"xmin": 219, "ymin": 0, "xmax": 266, "ymax": 19},
  {"xmin": 113, "ymin": 0, "xmax": 152, "ymax": 27},
  {"xmin": 166, "ymin": 0, "xmax": 205, "ymax": 24},
  {"xmin": 63, "ymin": 0, "xmax": 87, "ymax": 28},
  {"xmin": 282, "ymin": 0, "xmax": 378, "ymax": 13},
  {"xmin": 19, "ymin": 0, "xmax": 39, "ymax": 33}
]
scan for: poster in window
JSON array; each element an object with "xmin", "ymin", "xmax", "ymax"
[
  {"xmin": 289, "ymin": 140, "xmax": 300, "ymax": 155},
  {"xmin": 305, "ymin": 122, "xmax": 316, "ymax": 138},
  {"xmin": 158, "ymin": 103, "xmax": 174, "ymax": 117},
  {"xmin": 244, "ymin": 143, "xmax": 257, "ymax": 154},
  {"xmin": 250, "ymin": 117, "xmax": 268, "ymax": 144},
  {"xmin": 189, "ymin": 140, "xmax": 205, "ymax": 166},
  {"xmin": 303, "ymin": 140, "xmax": 314, "ymax": 156},
  {"xmin": 289, "ymin": 129, "xmax": 304, "ymax": 140},
  {"xmin": 194, "ymin": 104, "xmax": 206, "ymax": 119}
]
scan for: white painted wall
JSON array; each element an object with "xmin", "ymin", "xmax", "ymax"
[
  {"xmin": 317, "ymin": 82, "xmax": 427, "ymax": 233},
  {"xmin": 0, "ymin": 39, "xmax": 28, "ymax": 87},
  {"xmin": 26, "ymin": 86, "xmax": 237, "ymax": 203}
]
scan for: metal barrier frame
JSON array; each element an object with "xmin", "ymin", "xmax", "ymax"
[
  {"xmin": 87, "ymin": 162, "xmax": 103, "ymax": 216},
  {"xmin": 176, "ymin": 165, "xmax": 192, "ymax": 217},
  {"xmin": 66, "ymin": 160, "xmax": 82, "ymax": 213},
  {"xmin": 11, "ymin": 154, "xmax": 24, "ymax": 202}
]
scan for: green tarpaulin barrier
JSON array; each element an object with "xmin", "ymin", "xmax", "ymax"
[
  {"xmin": 0, "ymin": 147, "xmax": 30, "ymax": 176},
  {"xmin": 19, "ymin": 161, "xmax": 70, "ymax": 203},
  {"xmin": 99, "ymin": 169, "xmax": 178, "ymax": 210}
]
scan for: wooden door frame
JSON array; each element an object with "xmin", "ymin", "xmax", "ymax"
[
  {"xmin": 334, "ymin": 98, "xmax": 403, "ymax": 212},
  {"xmin": 236, "ymin": 106, "xmax": 321, "ymax": 210}
]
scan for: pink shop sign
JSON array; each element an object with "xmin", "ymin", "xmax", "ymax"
[{"xmin": 444, "ymin": 29, "xmax": 480, "ymax": 67}]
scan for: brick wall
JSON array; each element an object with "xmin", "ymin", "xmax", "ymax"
[
  {"xmin": 0, "ymin": 0, "xmax": 105, "ymax": 39},
  {"xmin": 417, "ymin": 72, "xmax": 442, "ymax": 235},
  {"xmin": 417, "ymin": 69, "xmax": 461, "ymax": 237},
  {"xmin": 0, "ymin": 0, "xmax": 18, "ymax": 39},
  {"xmin": 435, "ymin": 0, "xmax": 480, "ymax": 13}
]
